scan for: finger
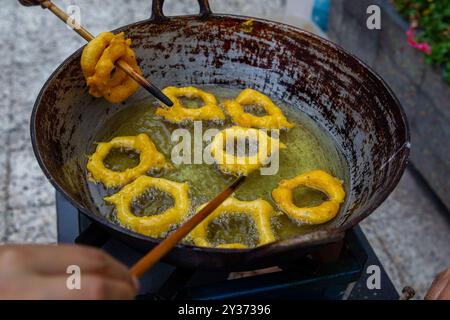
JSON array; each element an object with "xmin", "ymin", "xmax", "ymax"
[
  {"xmin": 437, "ymin": 284, "xmax": 450, "ymax": 300},
  {"xmin": 39, "ymin": 274, "xmax": 137, "ymax": 300},
  {"xmin": 425, "ymin": 270, "xmax": 449, "ymax": 300},
  {"xmin": 1, "ymin": 245, "xmax": 134, "ymax": 287}
]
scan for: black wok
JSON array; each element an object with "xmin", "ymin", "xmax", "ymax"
[{"xmin": 31, "ymin": 0, "xmax": 410, "ymax": 270}]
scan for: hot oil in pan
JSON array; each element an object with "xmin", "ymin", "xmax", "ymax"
[{"xmin": 88, "ymin": 86, "xmax": 349, "ymax": 244}]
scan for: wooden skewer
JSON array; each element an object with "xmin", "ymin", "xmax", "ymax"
[
  {"xmin": 130, "ymin": 175, "xmax": 246, "ymax": 278},
  {"xmin": 28, "ymin": 0, "xmax": 173, "ymax": 106}
]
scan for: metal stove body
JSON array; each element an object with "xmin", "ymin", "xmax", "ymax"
[{"xmin": 56, "ymin": 192, "xmax": 398, "ymax": 300}]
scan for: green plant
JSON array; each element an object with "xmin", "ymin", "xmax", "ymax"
[{"xmin": 393, "ymin": 0, "xmax": 450, "ymax": 83}]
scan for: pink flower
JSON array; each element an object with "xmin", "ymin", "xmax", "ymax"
[{"xmin": 406, "ymin": 26, "xmax": 432, "ymax": 55}]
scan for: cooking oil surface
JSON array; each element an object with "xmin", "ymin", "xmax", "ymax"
[{"xmin": 88, "ymin": 86, "xmax": 348, "ymax": 244}]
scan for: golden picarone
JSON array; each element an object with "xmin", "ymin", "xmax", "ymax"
[
  {"xmin": 210, "ymin": 126, "xmax": 285, "ymax": 176},
  {"xmin": 156, "ymin": 86, "xmax": 225, "ymax": 123},
  {"xmin": 224, "ymin": 88, "xmax": 294, "ymax": 130},
  {"xmin": 105, "ymin": 176, "xmax": 190, "ymax": 237},
  {"xmin": 272, "ymin": 170, "xmax": 346, "ymax": 225}
]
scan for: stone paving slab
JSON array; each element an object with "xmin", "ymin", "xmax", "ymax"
[
  {"xmin": 8, "ymin": 147, "xmax": 55, "ymax": 210},
  {"xmin": 6, "ymin": 204, "xmax": 56, "ymax": 244},
  {"xmin": 0, "ymin": 2, "xmax": 14, "ymax": 243},
  {"xmin": 361, "ymin": 169, "xmax": 450, "ymax": 299}
]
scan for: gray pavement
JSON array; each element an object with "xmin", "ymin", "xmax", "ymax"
[{"xmin": 0, "ymin": 0, "xmax": 448, "ymax": 299}]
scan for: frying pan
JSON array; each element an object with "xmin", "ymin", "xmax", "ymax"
[{"xmin": 31, "ymin": 0, "xmax": 410, "ymax": 270}]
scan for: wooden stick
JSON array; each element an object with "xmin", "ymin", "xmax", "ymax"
[
  {"xmin": 130, "ymin": 175, "xmax": 246, "ymax": 278},
  {"xmin": 39, "ymin": 0, "xmax": 173, "ymax": 106}
]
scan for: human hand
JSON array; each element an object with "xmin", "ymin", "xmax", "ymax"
[
  {"xmin": 0, "ymin": 244, "xmax": 138, "ymax": 300},
  {"xmin": 425, "ymin": 268, "xmax": 450, "ymax": 300}
]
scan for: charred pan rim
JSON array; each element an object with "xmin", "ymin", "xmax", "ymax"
[{"xmin": 30, "ymin": 13, "xmax": 410, "ymax": 255}]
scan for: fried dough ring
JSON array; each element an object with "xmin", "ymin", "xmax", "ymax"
[
  {"xmin": 81, "ymin": 32, "xmax": 142, "ymax": 103},
  {"xmin": 272, "ymin": 170, "xmax": 345, "ymax": 225},
  {"xmin": 155, "ymin": 86, "xmax": 225, "ymax": 123},
  {"xmin": 224, "ymin": 88, "xmax": 294, "ymax": 130},
  {"xmin": 189, "ymin": 197, "xmax": 276, "ymax": 249},
  {"xmin": 104, "ymin": 176, "xmax": 190, "ymax": 237},
  {"xmin": 87, "ymin": 133, "xmax": 167, "ymax": 188},
  {"xmin": 210, "ymin": 126, "xmax": 285, "ymax": 176}
]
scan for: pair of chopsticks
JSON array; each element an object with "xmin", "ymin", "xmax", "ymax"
[{"xmin": 21, "ymin": 0, "xmax": 246, "ymax": 277}]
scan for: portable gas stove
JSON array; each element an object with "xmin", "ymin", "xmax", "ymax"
[{"xmin": 56, "ymin": 192, "xmax": 398, "ymax": 300}]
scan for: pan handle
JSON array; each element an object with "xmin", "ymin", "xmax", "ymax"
[{"xmin": 151, "ymin": 0, "xmax": 212, "ymax": 21}]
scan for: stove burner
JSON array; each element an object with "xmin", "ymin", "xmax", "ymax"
[{"xmin": 56, "ymin": 192, "xmax": 398, "ymax": 300}]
